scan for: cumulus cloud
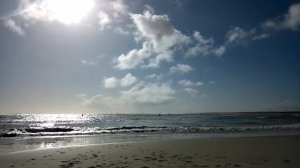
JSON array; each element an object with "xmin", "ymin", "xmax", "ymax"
[
  {"xmin": 285, "ymin": 3, "xmax": 300, "ymax": 30},
  {"xmin": 224, "ymin": 26, "xmax": 270, "ymax": 48},
  {"xmin": 121, "ymin": 73, "xmax": 138, "ymax": 87},
  {"xmin": 212, "ymin": 46, "xmax": 226, "ymax": 57},
  {"xmin": 83, "ymin": 81, "xmax": 175, "ymax": 108},
  {"xmin": 178, "ymin": 79, "xmax": 202, "ymax": 97},
  {"xmin": 115, "ymin": 10, "xmax": 190, "ymax": 69},
  {"xmin": 121, "ymin": 82, "xmax": 175, "ymax": 104},
  {"xmin": 96, "ymin": 0, "xmax": 129, "ymax": 29},
  {"xmin": 169, "ymin": 64, "xmax": 193, "ymax": 74},
  {"xmin": 78, "ymin": 94, "xmax": 103, "ymax": 107},
  {"xmin": 145, "ymin": 74, "xmax": 163, "ymax": 81},
  {"xmin": 94, "ymin": 0, "xmax": 129, "ymax": 30},
  {"xmin": 187, "ymin": 31, "xmax": 213, "ymax": 56},
  {"xmin": 131, "ymin": 11, "xmax": 189, "ymax": 52},
  {"xmin": 3, "ymin": 19, "xmax": 25, "ymax": 36},
  {"xmin": 110, "ymin": 0, "xmax": 128, "ymax": 18},
  {"xmin": 186, "ymin": 31, "xmax": 224, "ymax": 57},
  {"xmin": 103, "ymin": 73, "xmax": 138, "ymax": 88},
  {"xmin": 78, "ymin": 94, "xmax": 129, "ymax": 112},
  {"xmin": 263, "ymin": 3, "xmax": 300, "ymax": 31},
  {"xmin": 114, "ymin": 43, "xmax": 151, "ymax": 70},
  {"xmin": 183, "ymin": 87, "xmax": 198, "ymax": 97},
  {"xmin": 178, "ymin": 80, "xmax": 202, "ymax": 87},
  {"xmin": 79, "ymin": 82, "xmax": 175, "ymax": 112},
  {"xmin": 98, "ymin": 11, "xmax": 111, "ymax": 30},
  {"xmin": 103, "ymin": 77, "xmax": 119, "ymax": 88},
  {"xmin": 225, "ymin": 27, "xmax": 256, "ymax": 46}
]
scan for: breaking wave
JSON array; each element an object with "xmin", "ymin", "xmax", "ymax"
[{"xmin": 1, "ymin": 124, "xmax": 300, "ymax": 137}]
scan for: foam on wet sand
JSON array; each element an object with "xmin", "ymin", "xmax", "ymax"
[{"xmin": 0, "ymin": 135, "xmax": 300, "ymax": 168}]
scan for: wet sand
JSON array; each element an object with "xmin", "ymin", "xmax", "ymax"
[{"xmin": 0, "ymin": 135, "xmax": 299, "ymax": 168}]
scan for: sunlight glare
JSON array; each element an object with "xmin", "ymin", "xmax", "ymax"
[{"xmin": 43, "ymin": 0, "xmax": 95, "ymax": 25}]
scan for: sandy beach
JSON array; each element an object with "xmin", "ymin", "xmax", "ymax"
[{"xmin": 0, "ymin": 135, "xmax": 299, "ymax": 168}]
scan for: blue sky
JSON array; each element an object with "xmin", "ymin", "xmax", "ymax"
[{"xmin": 0, "ymin": 0, "xmax": 299, "ymax": 114}]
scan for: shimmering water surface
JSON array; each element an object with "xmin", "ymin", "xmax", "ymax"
[
  {"xmin": 1, "ymin": 113, "xmax": 300, "ymax": 137},
  {"xmin": 0, "ymin": 113, "xmax": 300, "ymax": 153}
]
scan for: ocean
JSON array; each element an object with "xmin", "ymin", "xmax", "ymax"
[
  {"xmin": 1, "ymin": 112, "xmax": 300, "ymax": 137},
  {"xmin": 1, "ymin": 112, "xmax": 300, "ymax": 153}
]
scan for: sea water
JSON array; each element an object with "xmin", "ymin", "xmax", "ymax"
[
  {"xmin": 0, "ymin": 112, "xmax": 299, "ymax": 153},
  {"xmin": 1, "ymin": 113, "xmax": 300, "ymax": 137}
]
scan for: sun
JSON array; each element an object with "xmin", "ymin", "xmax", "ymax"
[{"xmin": 43, "ymin": 0, "xmax": 95, "ymax": 25}]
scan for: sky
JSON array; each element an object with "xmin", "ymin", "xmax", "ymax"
[{"xmin": 0, "ymin": 0, "xmax": 300, "ymax": 114}]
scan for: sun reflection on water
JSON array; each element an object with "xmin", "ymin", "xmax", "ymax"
[{"xmin": 23, "ymin": 114, "xmax": 89, "ymax": 128}]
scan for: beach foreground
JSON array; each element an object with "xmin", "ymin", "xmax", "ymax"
[{"xmin": 0, "ymin": 135, "xmax": 299, "ymax": 168}]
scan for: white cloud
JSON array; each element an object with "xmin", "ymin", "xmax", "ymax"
[
  {"xmin": 96, "ymin": 0, "xmax": 129, "ymax": 29},
  {"xmin": 131, "ymin": 11, "xmax": 190, "ymax": 53},
  {"xmin": 212, "ymin": 46, "xmax": 226, "ymax": 56},
  {"xmin": 121, "ymin": 82, "xmax": 175, "ymax": 104},
  {"xmin": 3, "ymin": 19, "xmax": 25, "ymax": 36},
  {"xmin": 178, "ymin": 80, "xmax": 202, "ymax": 87},
  {"xmin": 225, "ymin": 27, "xmax": 256, "ymax": 46},
  {"xmin": 121, "ymin": 73, "xmax": 138, "ymax": 87},
  {"xmin": 103, "ymin": 77, "xmax": 119, "ymax": 88},
  {"xmin": 144, "ymin": 5, "xmax": 155, "ymax": 14},
  {"xmin": 114, "ymin": 27, "xmax": 130, "ymax": 35},
  {"xmin": 80, "ymin": 59, "xmax": 96, "ymax": 65},
  {"xmin": 263, "ymin": 3, "xmax": 300, "ymax": 31},
  {"xmin": 178, "ymin": 79, "xmax": 201, "ymax": 97},
  {"xmin": 114, "ymin": 43, "xmax": 151, "ymax": 69},
  {"xmin": 78, "ymin": 94, "xmax": 129, "ymax": 112},
  {"xmin": 252, "ymin": 33, "xmax": 270, "ymax": 40},
  {"xmin": 78, "ymin": 94, "xmax": 100, "ymax": 106},
  {"xmin": 110, "ymin": 0, "xmax": 128, "ymax": 18},
  {"xmin": 115, "ymin": 10, "xmax": 190, "ymax": 69},
  {"xmin": 183, "ymin": 87, "xmax": 198, "ymax": 97},
  {"xmin": 169, "ymin": 64, "xmax": 193, "ymax": 74},
  {"xmin": 224, "ymin": 26, "xmax": 270, "ymax": 48},
  {"xmin": 187, "ymin": 31, "xmax": 213, "ymax": 56},
  {"xmin": 145, "ymin": 74, "xmax": 162, "ymax": 81},
  {"xmin": 103, "ymin": 74, "xmax": 138, "ymax": 88},
  {"xmin": 285, "ymin": 3, "xmax": 300, "ymax": 30},
  {"xmin": 186, "ymin": 31, "xmax": 225, "ymax": 57},
  {"xmin": 98, "ymin": 11, "xmax": 111, "ymax": 30},
  {"xmin": 79, "ymin": 82, "xmax": 176, "ymax": 112}
]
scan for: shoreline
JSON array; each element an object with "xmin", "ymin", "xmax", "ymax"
[
  {"xmin": 1, "ymin": 135, "xmax": 300, "ymax": 168},
  {"xmin": 1, "ymin": 130, "xmax": 300, "ymax": 154}
]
